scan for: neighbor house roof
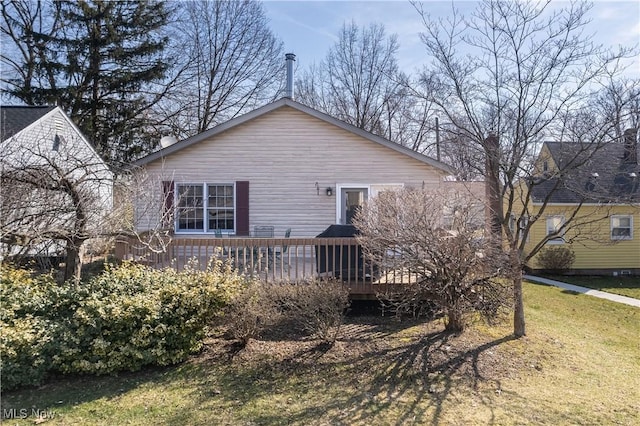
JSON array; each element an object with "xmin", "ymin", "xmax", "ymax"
[
  {"xmin": 0, "ymin": 105, "xmax": 111, "ymax": 173},
  {"xmin": 1, "ymin": 106, "xmax": 57, "ymax": 142},
  {"xmin": 531, "ymin": 141, "xmax": 640, "ymax": 204},
  {"xmin": 134, "ymin": 98, "xmax": 453, "ymax": 174}
]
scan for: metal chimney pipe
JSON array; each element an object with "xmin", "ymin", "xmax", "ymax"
[{"xmin": 285, "ymin": 53, "xmax": 296, "ymax": 99}]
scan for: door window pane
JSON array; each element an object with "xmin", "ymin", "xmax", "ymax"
[{"xmin": 342, "ymin": 188, "xmax": 368, "ymax": 224}]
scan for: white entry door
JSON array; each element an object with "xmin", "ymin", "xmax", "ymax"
[{"xmin": 339, "ymin": 187, "xmax": 368, "ymax": 225}]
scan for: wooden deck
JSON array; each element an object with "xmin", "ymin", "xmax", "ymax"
[{"xmin": 115, "ymin": 237, "xmax": 418, "ymax": 299}]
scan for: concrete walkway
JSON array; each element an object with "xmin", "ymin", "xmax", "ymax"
[{"xmin": 524, "ymin": 275, "xmax": 640, "ymax": 308}]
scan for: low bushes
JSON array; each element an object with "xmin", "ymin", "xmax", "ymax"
[
  {"xmin": 0, "ymin": 260, "xmax": 244, "ymax": 391},
  {"xmin": 536, "ymin": 246, "xmax": 576, "ymax": 272},
  {"xmin": 221, "ymin": 280, "xmax": 282, "ymax": 346},
  {"xmin": 221, "ymin": 279, "xmax": 350, "ymax": 345},
  {"xmin": 269, "ymin": 280, "xmax": 350, "ymax": 343}
]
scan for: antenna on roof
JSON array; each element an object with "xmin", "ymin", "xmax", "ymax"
[{"xmin": 435, "ymin": 116, "xmax": 441, "ymax": 161}]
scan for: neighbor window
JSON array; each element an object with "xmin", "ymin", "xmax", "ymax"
[
  {"xmin": 509, "ymin": 214, "xmax": 529, "ymax": 241},
  {"xmin": 546, "ymin": 215, "xmax": 565, "ymax": 244},
  {"xmin": 176, "ymin": 183, "xmax": 234, "ymax": 232},
  {"xmin": 611, "ymin": 215, "xmax": 633, "ymax": 240}
]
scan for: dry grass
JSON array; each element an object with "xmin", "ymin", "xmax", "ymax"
[{"xmin": 2, "ymin": 281, "xmax": 638, "ymax": 425}]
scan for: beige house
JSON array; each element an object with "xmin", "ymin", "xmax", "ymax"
[{"xmin": 134, "ymin": 98, "xmax": 454, "ymax": 238}]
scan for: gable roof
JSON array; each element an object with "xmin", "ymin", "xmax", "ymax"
[
  {"xmin": 0, "ymin": 105, "xmax": 111, "ymax": 173},
  {"xmin": 531, "ymin": 141, "xmax": 640, "ymax": 204},
  {"xmin": 1, "ymin": 106, "xmax": 57, "ymax": 142},
  {"xmin": 135, "ymin": 98, "xmax": 453, "ymax": 174}
]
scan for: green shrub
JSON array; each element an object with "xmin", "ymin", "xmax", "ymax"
[
  {"xmin": 0, "ymin": 316, "xmax": 54, "ymax": 390},
  {"xmin": 0, "ymin": 259, "xmax": 244, "ymax": 390},
  {"xmin": 536, "ymin": 246, "xmax": 576, "ymax": 272},
  {"xmin": 51, "ymin": 260, "xmax": 243, "ymax": 374},
  {"xmin": 0, "ymin": 265, "xmax": 58, "ymax": 389}
]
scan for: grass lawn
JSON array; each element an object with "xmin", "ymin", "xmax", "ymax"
[
  {"xmin": 544, "ymin": 275, "xmax": 640, "ymax": 299},
  {"xmin": 2, "ymin": 281, "xmax": 639, "ymax": 425}
]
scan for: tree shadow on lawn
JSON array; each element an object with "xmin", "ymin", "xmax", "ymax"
[
  {"xmin": 318, "ymin": 332, "xmax": 517, "ymax": 426},
  {"xmin": 3, "ymin": 323, "xmax": 593, "ymax": 426},
  {"xmin": 171, "ymin": 324, "xmax": 527, "ymax": 426},
  {"xmin": 222, "ymin": 331, "xmax": 592, "ymax": 426}
]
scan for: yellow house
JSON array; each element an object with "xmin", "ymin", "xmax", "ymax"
[{"xmin": 517, "ymin": 132, "xmax": 640, "ymax": 276}]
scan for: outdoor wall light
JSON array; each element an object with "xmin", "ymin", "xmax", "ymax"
[{"xmin": 326, "ymin": 187, "xmax": 333, "ymax": 196}]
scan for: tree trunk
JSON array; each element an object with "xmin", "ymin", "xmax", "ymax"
[
  {"xmin": 63, "ymin": 239, "xmax": 85, "ymax": 283},
  {"xmin": 513, "ymin": 271, "xmax": 526, "ymax": 337},
  {"xmin": 484, "ymin": 134, "xmax": 503, "ymax": 244},
  {"xmin": 445, "ymin": 307, "xmax": 465, "ymax": 333},
  {"xmin": 63, "ymin": 244, "xmax": 79, "ymax": 283}
]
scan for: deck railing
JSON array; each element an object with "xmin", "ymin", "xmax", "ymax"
[{"xmin": 114, "ymin": 237, "xmax": 419, "ymax": 296}]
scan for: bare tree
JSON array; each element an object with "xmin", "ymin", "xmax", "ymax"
[
  {"xmin": 0, "ymin": 0, "xmax": 62, "ymax": 105},
  {"xmin": 381, "ymin": 78, "xmax": 441, "ymax": 153},
  {"xmin": 296, "ymin": 22, "xmax": 408, "ymax": 139},
  {"xmin": 111, "ymin": 166, "xmax": 181, "ymax": 257},
  {"xmin": 1, "ymin": 124, "xmax": 113, "ymax": 281},
  {"xmin": 414, "ymin": 0, "xmax": 637, "ymax": 336},
  {"xmin": 595, "ymin": 76, "xmax": 640, "ymax": 140},
  {"xmin": 438, "ymin": 120, "xmax": 486, "ymax": 181},
  {"xmin": 155, "ymin": 0, "xmax": 283, "ymax": 139},
  {"xmin": 295, "ymin": 63, "xmax": 335, "ymax": 116},
  {"xmin": 354, "ymin": 187, "xmax": 509, "ymax": 332}
]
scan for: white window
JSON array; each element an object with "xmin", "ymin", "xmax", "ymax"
[
  {"xmin": 546, "ymin": 215, "xmax": 565, "ymax": 244},
  {"xmin": 611, "ymin": 215, "xmax": 633, "ymax": 240},
  {"xmin": 176, "ymin": 183, "xmax": 234, "ymax": 232}
]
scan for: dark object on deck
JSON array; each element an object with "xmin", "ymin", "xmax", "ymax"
[
  {"xmin": 315, "ymin": 225, "xmax": 377, "ymax": 281},
  {"xmin": 316, "ymin": 224, "xmax": 359, "ymax": 239}
]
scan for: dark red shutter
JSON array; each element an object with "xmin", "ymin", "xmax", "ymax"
[
  {"xmin": 162, "ymin": 181, "xmax": 174, "ymax": 228},
  {"xmin": 235, "ymin": 181, "xmax": 249, "ymax": 236}
]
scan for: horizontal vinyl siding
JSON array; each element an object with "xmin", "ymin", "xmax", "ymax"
[
  {"xmin": 2, "ymin": 109, "xmax": 113, "ymax": 231},
  {"xmin": 526, "ymin": 205, "xmax": 640, "ymax": 270},
  {"xmin": 142, "ymin": 107, "xmax": 445, "ymax": 237}
]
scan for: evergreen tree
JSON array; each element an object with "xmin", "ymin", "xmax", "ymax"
[{"xmin": 2, "ymin": 0, "xmax": 170, "ymax": 167}]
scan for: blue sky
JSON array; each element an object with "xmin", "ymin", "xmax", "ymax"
[{"xmin": 263, "ymin": 0, "xmax": 640, "ymax": 76}]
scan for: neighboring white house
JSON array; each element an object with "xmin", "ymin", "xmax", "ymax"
[
  {"xmin": 133, "ymin": 98, "xmax": 456, "ymax": 238},
  {"xmin": 0, "ymin": 105, "xmax": 113, "ymax": 259}
]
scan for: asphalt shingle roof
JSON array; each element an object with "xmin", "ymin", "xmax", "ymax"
[
  {"xmin": 0, "ymin": 105, "xmax": 56, "ymax": 142},
  {"xmin": 531, "ymin": 140, "xmax": 640, "ymax": 204}
]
